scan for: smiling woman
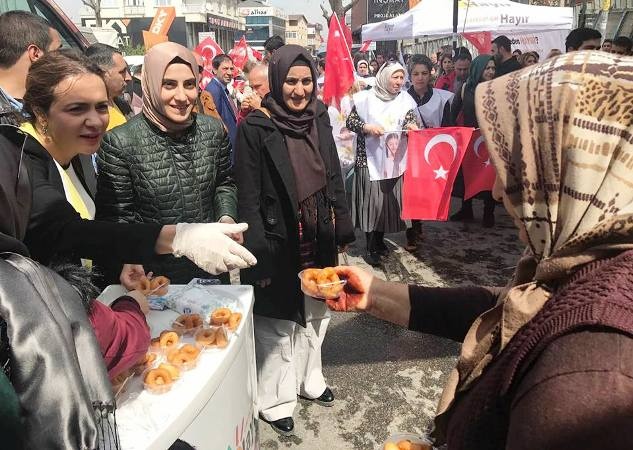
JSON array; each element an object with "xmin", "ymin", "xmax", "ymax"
[
  {"xmin": 19, "ymin": 49, "xmax": 255, "ymax": 291},
  {"xmin": 160, "ymin": 62, "xmax": 198, "ymax": 122},
  {"xmin": 95, "ymin": 41, "xmax": 240, "ymax": 285},
  {"xmin": 234, "ymin": 44, "xmax": 355, "ymax": 436}
]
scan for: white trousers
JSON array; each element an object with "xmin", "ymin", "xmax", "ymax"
[{"xmin": 254, "ymin": 296, "xmax": 331, "ymax": 421}]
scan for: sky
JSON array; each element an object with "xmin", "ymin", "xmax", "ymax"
[
  {"xmin": 56, "ymin": 0, "xmax": 329, "ymax": 28},
  {"xmin": 271, "ymin": 0, "xmax": 328, "ymax": 28}
]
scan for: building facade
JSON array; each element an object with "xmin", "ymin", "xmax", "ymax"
[
  {"xmin": 80, "ymin": 0, "xmax": 243, "ymax": 51},
  {"xmin": 285, "ymin": 14, "xmax": 308, "ymax": 47},
  {"xmin": 238, "ymin": 0, "xmax": 287, "ymax": 51},
  {"xmin": 573, "ymin": 0, "xmax": 633, "ymax": 38},
  {"xmin": 306, "ymin": 22, "xmax": 323, "ymax": 55}
]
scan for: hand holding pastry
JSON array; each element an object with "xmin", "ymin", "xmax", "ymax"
[{"xmin": 325, "ymin": 266, "xmax": 373, "ymax": 312}]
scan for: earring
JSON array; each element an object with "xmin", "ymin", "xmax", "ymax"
[{"xmin": 41, "ymin": 123, "xmax": 51, "ymax": 143}]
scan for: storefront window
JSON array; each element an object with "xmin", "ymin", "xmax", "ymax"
[
  {"xmin": 245, "ymin": 27, "xmax": 270, "ymax": 42},
  {"xmin": 246, "ymin": 16, "xmax": 269, "ymax": 25}
]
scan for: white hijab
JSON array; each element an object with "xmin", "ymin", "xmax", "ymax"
[{"xmin": 373, "ymin": 62, "xmax": 405, "ymax": 102}]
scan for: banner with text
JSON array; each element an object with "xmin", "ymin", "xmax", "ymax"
[
  {"xmin": 367, "ymin": 0, "xmax": 409, "ymax": 24},
  {"xmin": 495, "ymin": 29, "xmax": 567, "ymax": 57}
]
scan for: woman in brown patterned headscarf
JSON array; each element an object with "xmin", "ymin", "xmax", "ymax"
[{"xmin": 324, "ymin": 51, "xmax": 633, "ymax": 449}]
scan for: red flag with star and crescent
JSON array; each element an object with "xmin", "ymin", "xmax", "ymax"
[
  {"xmin": 323, "ymin": 14, "xmax": 355, "ymax": 108},
  {"xmin": 462, "ymin": 129, "xmax": 497, "ymax": 200},
  {"xmin": 194, "ymin": 37, "xmax": 224, "ymax": 89},
  {"xmin": 229, "ymin": 36, "xmax": 249, "ymax": 70},
  {"xmin": 402, "ymin": 127, "xmax": 474, "ymax": 220}
]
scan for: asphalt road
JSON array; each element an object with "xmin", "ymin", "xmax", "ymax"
[{"xmin": 258, "ymin": 199, "xmax": 524, "ymax": 450}]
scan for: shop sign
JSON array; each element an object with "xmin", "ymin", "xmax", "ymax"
[
  {"xmin": 238, "ymin": 7, "xmax": 272, "ymax": 16},
  {"xmin": 207, "ymin": 14, "xmax": 242, "ymax": 30}
]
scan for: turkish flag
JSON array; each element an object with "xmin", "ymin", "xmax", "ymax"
[
  {"xmin": 402, "ymin": 127, "xmax": 474, "ymax": 220},
  {"xmin": 195, "ymin": 37, "xmax": 224, "ymax": 71},
  {"xmin": 359, "ymin": 40, "xmax": 372, "ymax": 52},
  {"xmin": 340, "ymin": 15, "xmax": 353, "ymax": 50},
  {"xmin": 462, "ymin": 32, "xmax": 492, "ymax": 54},
  {"xmin": 249, "ymin": 47, "xmax": 263, "ymax": 61},
  {"xmin": 323, "ymin": 14, "xmax": 355, "ymax": 108},
  {"xmin": 229, "ymin": 36, "xmax": 249, "ymax": 70},
  {"xmin": 462, "ymin": 129, "xmax": 496, "ymax": 200},
  {"xmin": 199, "ymin": 68, "xmax": 213, "ymax": 90},
  {"xmin": 233, "ymin": 79, "xmax": 246, "ymax": 93}
]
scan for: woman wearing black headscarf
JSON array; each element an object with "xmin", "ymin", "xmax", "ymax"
[{"xmin": 234, "ymin": 45, "xmax": 355, "ymax": 436}]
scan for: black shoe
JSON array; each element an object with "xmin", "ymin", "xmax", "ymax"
[
  {"xmin": 301, "ymin": 387, "xmax": 335, "ymax": 407},
  {"xmin": 375, "ymin": 239, "xmax": 389, "ymax": 256},
  {"xmin": 371, "ymin": 231, "xmax": 388, "ymax": 256},
  {"xmin": 260, "ymin": 416, "xmax": 294, "ymax": 436},
  {"xmin": 365, "ymin": 250, "xmax": 381, "ymax": 266}
]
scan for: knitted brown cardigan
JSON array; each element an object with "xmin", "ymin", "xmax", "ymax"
[{"xmin": 408, "ymin": 250, "xmax": 633, "ymax": 449}]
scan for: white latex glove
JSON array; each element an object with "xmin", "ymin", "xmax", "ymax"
[{"xmin": 172, "ymin": 223, "xmax": 257, "ymax": 274}]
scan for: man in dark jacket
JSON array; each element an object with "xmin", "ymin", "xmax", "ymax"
[
  {"xmin": 205, "ymin": 54, "xmax": 238, "ymax": 151},
  {"xmin": 491, "ymin": 35, "xmax": 522, "ymax": 77},
  {"xmin": 0, "ymin": 11, "xmax": 61, "ymax": 126}
]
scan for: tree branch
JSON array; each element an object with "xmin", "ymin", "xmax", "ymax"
[
  {"xmin": 320, "ymin": 3, "xmax": 331, "ymax": 23},
  {"xmin": 342, "ymin": 0, "xmax": 360, "ymax": 15}
]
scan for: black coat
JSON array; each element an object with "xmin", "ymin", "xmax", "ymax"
[
  {"xmin": 234, "ymin": 102, "xmax": 355, "ymax": 326},
  {"xmin": 22, "ymin": 136, "xmax": 161, "ymax": 270},
  {"xmin": 495, "ymin": 56, "xmax": 522, "ymax": 77}
]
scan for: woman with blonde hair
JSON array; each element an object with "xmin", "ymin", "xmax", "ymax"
[{"xmin": 519, "ymin": 50, "xmax": 539, "ymax": 67}]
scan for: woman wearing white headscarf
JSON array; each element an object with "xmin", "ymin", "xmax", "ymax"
[{"xmin": 346, "ymin": 62, "xmax": 417, "ymax": 265}]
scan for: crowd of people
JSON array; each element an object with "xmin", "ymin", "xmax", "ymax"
[{"xmin": 0, "ymin": 7, "xmax": 632, "ymax": 449}]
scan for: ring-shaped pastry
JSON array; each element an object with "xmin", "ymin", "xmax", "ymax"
[
  {"xmin": 159, "ymin": 331, "xmax": 179, "ymax": 349},
  {"xmin": 210, "ymin": 308, "xmax": 231, "ymax": 325}
]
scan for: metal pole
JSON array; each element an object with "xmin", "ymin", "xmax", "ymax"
[{"xmin": 452, "ymin": 0, "xmax": 458, "ymax": 50}]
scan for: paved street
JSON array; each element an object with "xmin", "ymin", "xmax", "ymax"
[{"xmin": 258, "ymin": 199, "xmax": 524, "ymax": 450}]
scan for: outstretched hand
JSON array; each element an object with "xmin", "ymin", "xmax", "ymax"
[
  {"xmin": 325, "ymin": 265, "xmax": 373, "ymax": 312},
  {"xmin": 172, "ymin": 222, "xmax": 257, "ymax": 274}
]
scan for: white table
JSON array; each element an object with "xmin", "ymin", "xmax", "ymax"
[{"xmin": 98, "ymin": 285, "xmax": 259, "ymax": 450}]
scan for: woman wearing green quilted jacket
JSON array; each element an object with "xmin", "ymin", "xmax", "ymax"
[{"xmin": 96, "ymin": 42, "xmax": 239, "ymax": 285}]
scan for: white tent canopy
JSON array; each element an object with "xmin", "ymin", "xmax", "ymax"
[{"xmin": 362, "ymin": 0, "xmax": 574, "ymax": 41}]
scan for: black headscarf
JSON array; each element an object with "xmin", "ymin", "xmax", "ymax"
[{"xmin": 262, "ymin": 45, "xmax": 326, "ymax": 203}]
